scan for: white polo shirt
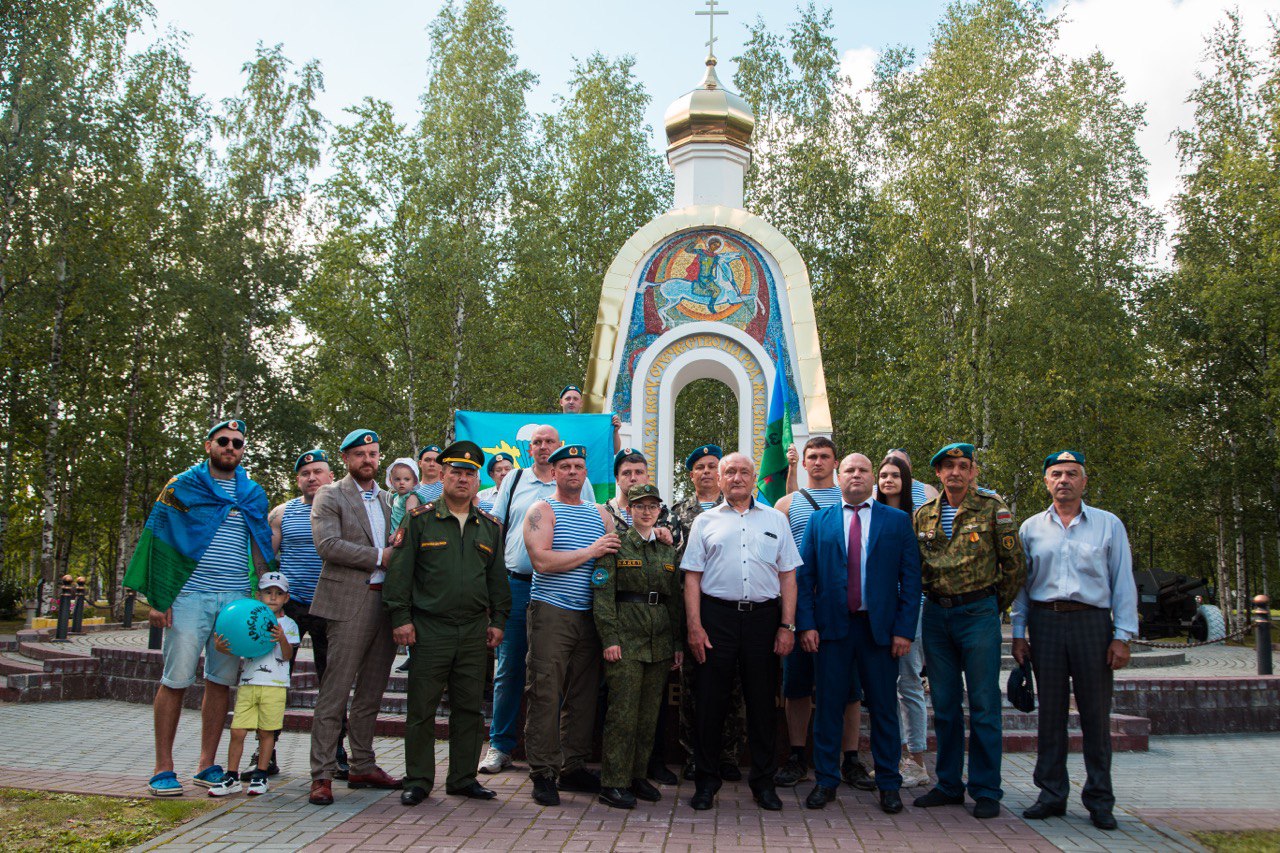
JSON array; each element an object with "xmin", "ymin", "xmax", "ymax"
[{"xmin": 681, "ymin": 499, "xmax": 802, "ymax": 602}]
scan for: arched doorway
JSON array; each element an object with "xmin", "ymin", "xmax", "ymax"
[{"xmin": 670, "ymin": 379, "xmax": 738, "ymax": 504}]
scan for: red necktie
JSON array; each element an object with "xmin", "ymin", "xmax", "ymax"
[{"xmin": 847, "ymin": 503, "xmax": 864, "ymax": 613}]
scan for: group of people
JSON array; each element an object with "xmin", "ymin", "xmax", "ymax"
[{"xmin": 131, "ymin": 383, "xmax": 1139, "ymax": 833}]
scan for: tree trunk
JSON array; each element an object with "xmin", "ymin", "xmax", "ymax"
[
  {"xmin": 1232, "ymin": 481, "xmax": 1246, "ymax": 634},
  {"xmin": 39, "ymin": 264, "xmax": 68, "ymax": 586},
  {"xmin": 1215, "ymin": 507, "xmax": 1230, "ymax": 619},
  {"xmin": 112, "ymin": 321, "xmax": 145, "ymax": 618}
]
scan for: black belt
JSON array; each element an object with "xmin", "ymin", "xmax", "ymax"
[
  {"xmin": 508, "ymin": 571, "xmax": 532, "ymax": 582},
  {"xmin": 702, "ymin": 594, "xmax": 779, "ymax": 612},
  {"xmin": 1032, "ymin": 599, "xmax": 1104, "ymax": 613},
  {"xmin": 616, "ymin": 591, "xmax": 668, "ymax": 605},
  {"xmin": 926, "ymin": 586, "xmax": 995, "ymax": 608}
]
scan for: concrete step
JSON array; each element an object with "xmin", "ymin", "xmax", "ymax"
[{"xmin": 0, "ymin": 652, "xmax": 46, "ymax": 677}]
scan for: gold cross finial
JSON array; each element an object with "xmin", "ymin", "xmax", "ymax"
[{"xmin": 695, "ymin": 0, "xmax": 728, "ymax": 62}]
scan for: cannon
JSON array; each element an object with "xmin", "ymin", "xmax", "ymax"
[{"xmin": 1135, "ymin": 568, "xmax": 1225, "ymax": 641}]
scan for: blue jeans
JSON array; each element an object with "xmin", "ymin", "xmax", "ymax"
[
  {"xmin": 488, "ymin": 575, "xmax": 531, "ymax": 754},
  {"xmin": 161, "ymin": 589, "xmax": 247, "ymax": 689},
  {"xmin": 922, "ymin": 595, "xmax": 1003, "ymax": 801},
  {"xmin": 897, "ymin": 602, "xmax": 927, "ymax": 753}
]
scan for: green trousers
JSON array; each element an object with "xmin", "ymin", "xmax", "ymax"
[
  {"xmin": 602, "ymin": 658, "xmax": 671, "ymax": 787},
  {"xmin": 404, "ymin": 616, "xmax": 488, "ymax": 792}
]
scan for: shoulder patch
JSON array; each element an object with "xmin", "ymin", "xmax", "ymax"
[
  {"xmin": 389, "ymin": 527, "xmax": 406, "ymax": 548},
  {"xmin": 995, "ymin": 509, "xmax": 1013, "ymax": 524},
  {"xmin": 591, "ymin": 567, "xmax": 610, "ymax": 588},
  {"xmin": 1002, "ymin": 534, "xmax": 1015, "ymax": 550},
  {"xmin": 410, "ymin": 502, "xmax": 434, "ymax": 517}
]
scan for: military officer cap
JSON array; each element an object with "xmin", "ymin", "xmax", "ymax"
[
  {"xmin": 206, "ymin": 418, "xmax": 247, "ymax": 439},
  {"xmin": 418, "ymin": 444, "xmax": 442, "ymax": 460},
  {"xmin": 548, "ymin": 444, "xmax": 587, "ymax": 464},
  {"xmin": 339, "ymin": 429, "xmax": 380, "ymax": 451},
  {"xmin": 439, "ymin": 440, "xmax": 484, "ymax": 470},
  {"xmin": 487, "ymin": 451, "xmax": 515, "ymax": 474},
  {"xmin": 929, "ymin": 442, "xmax": 975, "ymax": 468},
  {"xmin": 294, "ymin": 448, "xmax": 328, "ymax": 472},
  {"xmin": 613, "ymin": 447, "xmax": 646, "ymax": 475},
  {"xmin": 559, "ymin": 384, "xmax": 583, "ymax": 399},
  {"xmin": 684, "ymin": 444, "xmax": 723, "ymax": 471},
  {"xmin": 1043, "ymin": 449, "xmax": 1085, "ymax": 471},
  {"xmin": 627, "ymin": 483, "xmax": 663, "ymax": 504},
  {"xmin": 1006, "ymin": 661, "xmax": 1036, "ymax": 713}
]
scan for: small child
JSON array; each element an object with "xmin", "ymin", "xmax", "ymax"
[
  {"xmin": 209, "ymin": 572, "xmax": 300, "ymax": 797},
  {"xmin": 386, "ymin": 457, "xmax": 422, "ymax": 531}
]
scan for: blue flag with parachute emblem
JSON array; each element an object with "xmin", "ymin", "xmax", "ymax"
[{"xmin": 454, "ymin": 411, "xmax": 615, "ymax": 503}]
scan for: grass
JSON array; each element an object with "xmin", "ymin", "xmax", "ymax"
[
  {"xmin": 0, "ymin": 620, "xmax": 23, "ymax": 635},
  {"xmin": 0, "ymin": 788, "xmax": 218, "ymax": 852},
  {"xmin": 1192, "ymin": 830, "xmax": 1280, "ymax": 852}
]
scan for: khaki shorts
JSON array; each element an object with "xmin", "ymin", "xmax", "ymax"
[{"xmin": 230, "ymin": 684, "xmax": 286, "ymax": 731}]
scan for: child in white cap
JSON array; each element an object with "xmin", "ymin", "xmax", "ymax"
[{"xmin": 385, "ymin": 457, "xmax": 422, "ymax": 531}]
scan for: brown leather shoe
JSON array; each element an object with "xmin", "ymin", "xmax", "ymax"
[
  {"xmin": 309, "ymin": 779, "xmax": 334, "ymax": 805},
  {"xmin": 347, "ymin": 766, "xmax": 403, "ymax": 790}
]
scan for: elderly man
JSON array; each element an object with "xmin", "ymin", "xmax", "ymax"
[
  {"xmin": 522, "ymin": 444, "xmax": 619, "ymax": 805},
  {"xmin": 559, "ymin": 383, "xmax": 622, "ymax": 453},
  {"xmin": 307, "ymin": 429, "xmax": 401, "ymax": 806},
  {"xmin": 797, "ymin": 454, "xmax": 921, "ymax": 814},
  {"xmin": 913, "ymin": 443, "xmax": 1025, "ymax": 819},
  {"xmin": 1012, "ymin": 451, "xmax": 1137, "ymax": 831},
  {"xmin": 126, "ymin": 419, "xmax": 273, "ymax": 797},
  {"xmin": 386, "ymin": 441, "xmax": 511, "ymax": 805},
  {"xmin": 682, "ymin": 452, "xmax": 801, "ymax": 812}
]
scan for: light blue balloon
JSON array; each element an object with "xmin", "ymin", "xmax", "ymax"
[{"xmin": 214, "ymin": 598, "xmax": 279, "ymax": 658}]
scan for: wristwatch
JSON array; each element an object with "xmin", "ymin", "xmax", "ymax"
[{"xmin": 780, "ymin": 623, "xmax": 797, "ymax": 632}]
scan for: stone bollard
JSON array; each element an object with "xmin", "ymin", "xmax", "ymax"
[
  {"xmin": 54, "ymin": 575, "xmax": 74, "ymax": 642},
  {"xmin": 70, "ymin": 576, "xmax": 87, "ymax": 634},
  {"xmin": 122, "ymin": 590, "xmax": 136, "ymax": 629},
  {"xmin": 1255, "ymin": 595, "xmax": 1272, "ymax": 676}
]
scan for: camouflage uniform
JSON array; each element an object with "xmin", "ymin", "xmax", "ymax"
[
  {"xmin": 913, "ymin": 487, "xmax": 1026, "ymax": 610},
  {"xmin": 603, "ymin": 500, "xmax": 684, "ymax": 550},
  {"xmin": 670, "ymin": 494, "xmax": 746, "ymax": 771},
  {"xmin": 592, "ymin": 526, "xmax": 684, "ymax": 787}
]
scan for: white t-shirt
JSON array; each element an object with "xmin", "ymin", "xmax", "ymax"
[{"xmin": 238, "ymin": 614, "xmax": 300, "ymax": 688}]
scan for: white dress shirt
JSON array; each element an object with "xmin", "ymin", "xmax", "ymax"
[
  {"xmin": 843, "ymin": 501, "xmax": 872, "ymax": 611},
  {"xmin": 361, "ymin": 484, "xmax": 388, "ymax": 584},
  {"xmin": 681, "ymin": 499, "xmax": 802, "ymax": 602}
]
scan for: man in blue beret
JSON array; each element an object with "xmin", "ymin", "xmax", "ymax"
[
  {"xmin": 1011, "ymin": 451, "xmax": 1137, "ymax": 831},
  {"xmin": 415, "ymin": 445, "xmax": 444, "ymax": 505},
  {"xmin": 477, "ymin": 451, "xmax": 515, "ymax": 514},
  {"xmin": 560, "ymin": 384, "xmax": 623, "ymax": 453},
  {"xmin": 307, "ymin": 429, "xmax": 401, "ymax": 805},
  {"xmin": 912, "ymin": 443, "xmax": 1025, "ymax": 819}
]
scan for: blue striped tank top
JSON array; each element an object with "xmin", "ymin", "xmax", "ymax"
[
  {"xmin": 786, "ymin": 486, "xmax": 843, "ymax": 549},
  {"xmin": 531, "ymin": 498, "xmax": 606, "ymax": 612},
  {"xmin": 279, "ymin": 498, "xmax": 323, "ymax": 604},
  {"xmin": 414, "ymin": 480, "xmax": 443, "ymax": 504},
  {"xmin": 183, "ymin": 478, "xmax": 252, "ymax": 594}
]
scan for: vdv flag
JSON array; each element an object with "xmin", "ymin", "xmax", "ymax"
[
  {"xmin": 756, "ymin": 347, "xmax": 794, "ymax": 506},
  {"xmin": 454, "ymin": 411, "xmax": 615, "ymax": 503}
]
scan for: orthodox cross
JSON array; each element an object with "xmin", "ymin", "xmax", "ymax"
[{"xmin": 695, "ymin": 0, "xmax": 728, "ymax": 60}]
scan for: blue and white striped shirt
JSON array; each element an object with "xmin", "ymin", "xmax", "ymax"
[
  {"xmin": 531, "ymin": 498, "xmax": 606, "ymax": 612},
  {"xmin": 414, "ymin": 481, "xmax": 443, "ymax": 505},
  {"xmin": 278, "ymin": 498, "xmax": 323, "ymax": 604},
  {"xmin": 939, "ymin": 501, "xmax": 958, "ymax": 539},
  {"xmin": 786, "ymin": 486, "xmax": 843, "ymax": 550},
  {"xmin": 184, "ymin": 478, "xmax": 252, "ymax": 594}
]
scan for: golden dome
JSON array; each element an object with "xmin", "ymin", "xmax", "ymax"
[{"xmin": 663, "ymin": 59, "xmax": 755, "ymax": 152}]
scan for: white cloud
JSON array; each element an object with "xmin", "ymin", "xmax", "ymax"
[{"xmin": 839, "ymin": 45, "xmax": 880, "ymax": 112}]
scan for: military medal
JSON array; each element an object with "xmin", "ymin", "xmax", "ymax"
[{"xmin": 969, "ymin": 531, "xmax": 980, "ymax": 543}]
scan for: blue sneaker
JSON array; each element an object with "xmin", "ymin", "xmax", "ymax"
[
  {"xmin": 192, "ymin": 765, "xmax": 226, "ymax": 788},
  {"xmin": 148, "ymin": 771, "xmax": 184, "ymax": 797}
]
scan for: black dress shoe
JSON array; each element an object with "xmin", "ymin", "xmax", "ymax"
[
  {"xmin": 599, "ymin": 786, "xmax": 637, "ymax": 809},
  {"xmin": 682, "ymin": 762, "xmax": 697, "ymax": 782},
  {"xmin": 753, "ymin": 786, "xmax": 783, "ymax": 811},
  {"xmin": 532, "ymin": 775, "xmax": 560, "ymax": 806},
  {"xmin": 973, "ymin": 797, "xmax": 1000, "ymax": 819},
  {"xmin": 842, "ymin": 756, "xmax": 875, "ymax": 791},
  {"xmin": 1090, "ymin": 809, "xmax": 1118, "ymax": 830},
  {"xmin": 630, "ymin": 778, "xmax": 662, "ymax": 802},
  {"xmin": 558, "ymin": 766, "xmax": 602, "ymax": 793},
  {"xmin": 1023, "ymin": 801, "xmax": 1067, "ymax": 820},
  {"xmin": 880, "ymin": 789, "xmax": 903, "ymax": 814},
  {"xmin": 400, "ymin": 785, "xmax": 430, "ymax": 806},
  {"xmin": 914, "ymin": 787, "xmax": 965, "ymax": 808},
  {"xmin": 449, "ymin": 781, "xmax": 496, "ymax": 800},
  {"xmin": 689, "ymin": 786, "xmax": 716, "ymax": 810},
  {"xmin": 719, "ymin": 761, "xmax": 743, "ymax": 782},
  {"xmin": 647, "ymin": 760, "xmax": 678, "ymax": 786},
  {"xmin": 805, "ymin": 785, "xmax": 838, "ymax": 809}
]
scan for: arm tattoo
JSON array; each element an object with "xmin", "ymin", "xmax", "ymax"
[{"xmin": 528, "ymin": 507, "xmax": 543, "ymax": 532}]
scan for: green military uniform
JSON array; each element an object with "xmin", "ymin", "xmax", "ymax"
[
  {"xmin": 913, "ymin": 487, "xmax": 1026, "ymax": 609},
  {"xmin": 592, "ymin": 522, "xmax": 684, "ymax": 788},
  {"xmin": 384, "ymin": 498, "xmax": 510, "ymax": 794}
]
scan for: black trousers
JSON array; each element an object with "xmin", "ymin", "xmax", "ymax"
[
  {"xmin": 693, "ymin": 596, "xmax": 780, "ymax": 789},
  {"xmin": 284, "ymin": 598, "xmax": 346, "ymax": 746},
  {"xmin": 1028, "ymin": 606, "xmax": 1114, "ymax": 811}
]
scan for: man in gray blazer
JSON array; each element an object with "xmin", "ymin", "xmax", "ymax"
[{"xmin": 307, "ymin": 428, "xmax": 402, "ymax": 805}]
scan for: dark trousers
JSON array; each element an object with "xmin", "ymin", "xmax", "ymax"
[
  {"xmin": 1028, "ymin": 606, "xmax": 1115, "ymax": 812},
  {"xmin": 812, "ymin": 613, "xmax": 901, "ymax": 790},
  {"xmin": 405, "ymin": 616, "xmax": 487, "ymax": 793},
  {"xmin": 694, "ymin": 596, "xmax": 780, "ymax": 789},
  {"xmin": 283, "ymin": 598, "xmax": 346, "ymax": 746}
]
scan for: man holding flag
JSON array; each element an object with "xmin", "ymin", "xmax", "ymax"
[{"xmin": 125, "ymin": 419, "xmax": 275, "ymax": 798}]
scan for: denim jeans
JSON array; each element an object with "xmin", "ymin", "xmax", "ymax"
[
  {"xmin": 487, "ymin": 574, "xmax": 531, "ymax": 754},
  {"xmin": 922, "ymin": 595, "xmax": 1003, "ymax": 801},
  {"xmin": 897, "ymin": 602, "xmax": 927, "ymax": 753}
]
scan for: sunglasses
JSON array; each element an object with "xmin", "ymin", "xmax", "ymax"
[{"xmin": 214, "ymin": 436, "xmax": 245, "ymax": 449}]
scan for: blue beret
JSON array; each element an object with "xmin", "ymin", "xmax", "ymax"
[
  {"xmin": 549, "ymin": 444, "xmax": 587, "ymax": 464},
  {"xmin": 418, "ymin": 444, "xmax": 442, "ymax": 459},
  {"xmin": 930, "ymin": 442, "xmax": 975, "ymax": 468},
  {"xmin": 613, "ymin": 447, "xmax": 646, "ymax": 475},
  {"xmin": 487, "ymin": 451, "xmax": 515, "ymax": 474},
  {"xmin": 339, "ymin": 429, "xmax": 380, "ymax": 451},
  {"xmin": 559, "ymin": 385, "xmax": 582, "ymax": 399},
  {"xmin": 1043, "ymin": 449, "xmax": 1085, "ymax": 471},
  {"xmin": 207, "ymin": 419, "xmax": 246, "ymax": 439},
  {"xmin": 294, "ymin": 449, "xmax": 328, "ymax": 472},
  {"xmin": 684, "ymin": 444, "xmax": 723, "ymax": 471}
]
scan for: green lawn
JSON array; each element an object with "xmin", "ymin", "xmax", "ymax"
[
  {"xmin": 1193, "ymin": 830, "xmax": 1280, "ymax": 852},
  {"xmin": 0, "ymin": 788, "xmax": 218, "ymax": 852}
]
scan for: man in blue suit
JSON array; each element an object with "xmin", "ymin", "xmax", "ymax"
[{"xmin": 796, "ymin": 453, "xmax": 922, "ymax": 814}]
